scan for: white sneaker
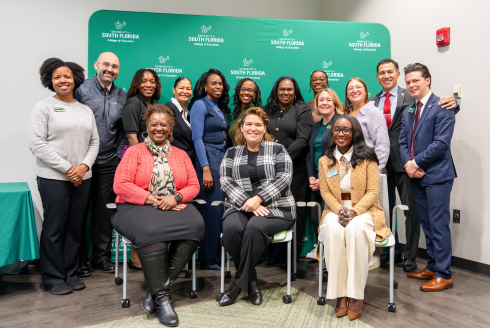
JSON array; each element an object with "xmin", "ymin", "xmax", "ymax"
[
  {"xmin": 369, "ymin": 255, "xmax": 380, "ymax": 271},
  {"xmin": 306, "ymin": 244, "xmax": 318, "ymax": 260}
]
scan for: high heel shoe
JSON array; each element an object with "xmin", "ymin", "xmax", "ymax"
[
  {"xmin": 219, "ymin": 281, "xmax": 242, "ymax": 306},
  {"xmin": 347, "ymin": 299, "xmax": 363, "ymax": 321},
  {"xmin": 334, "ymin": 297, "xmax": 348, "ymax": 318}
]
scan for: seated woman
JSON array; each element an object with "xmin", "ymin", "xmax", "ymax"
[
  {"xmin": 317, "ymin": 115, "xmax": 390, "ymax": 320},
  {"xmin": 112, "ymin": 104, "xmax": 204, "ymax": 327},
  {"xmin": 218, "ymin": 107, "xmax": 296, "ymax": 306}
]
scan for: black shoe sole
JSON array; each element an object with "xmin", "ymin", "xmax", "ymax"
[
  {"xmin": 45, "ymin": 288, "xmax": 73, "ymax": 295},
  {"xmin": 97, "ymin": 268, "xmax": 115, "ymax": 273},
  {"xmin": 128, "ymin": 260, "xmax": 142, "ymax": 270},
  {"xmin": 77, "ymin": 272, "xmax": 92, "ymax": 278},
  {"xmin": 403, "ymin": 266, "xmax": 417, "ymax": 272}
]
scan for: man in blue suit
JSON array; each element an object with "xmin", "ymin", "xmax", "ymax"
[{"xmin": 398, "ymin": 63, "xmax": 457, "ymax": 292}]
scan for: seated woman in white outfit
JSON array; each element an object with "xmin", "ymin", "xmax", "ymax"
[{"xmin": 317, "ymin": 115, "xmax": 391, "ymax": 320}]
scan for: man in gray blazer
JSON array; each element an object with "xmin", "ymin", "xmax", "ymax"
[{"xmin": 370, "ymin": 58, "xmax": 459, "ymax": 272}]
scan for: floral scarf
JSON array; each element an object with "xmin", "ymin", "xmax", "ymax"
[{"xmin": 145, "ymin": 137, "xmax": 176, "ymax": 196}]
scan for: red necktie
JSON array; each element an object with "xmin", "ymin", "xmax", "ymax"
[
  {"xmin": 410, "ymin": 101, "xmax": 423, "ymax": 159},
  {"xmin": 383, "ymin": 93, "xmax": 392, "ymax": 128}
]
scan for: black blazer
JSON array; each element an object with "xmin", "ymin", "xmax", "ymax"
[
  {"xmin": 371, "ymin": 87, "xmax": 460, "ymax": 172},
  {"xmin": 165, "ymin": 102, "xmax": 196, "ymax": 165},
  {"xmin": 306, "ymin": 113, "xmax": 341, "ymax": 178}
]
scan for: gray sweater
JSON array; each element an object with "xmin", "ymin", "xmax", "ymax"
[{"xmin": 28, "ymin": 97, "xmax": 100, "ymax": 181}]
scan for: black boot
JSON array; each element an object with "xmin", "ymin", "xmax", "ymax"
[
  {"xmin": 139, "ymin": 250, "xmax": 178, "ymax": 327},
  {"xmin": 169, "ymin": 242, "xmax": 197, "ymax": 284},
  {"xmin": 219, "ymin": 281, "xmax": 242, "ymax": 307},
  {"xmin": 248, "ymin": 268, "xmax": 262, "ymax": 306},
  {"xmin": 142, "ymin": 289, "xmax": 153, "ymax": 314}
]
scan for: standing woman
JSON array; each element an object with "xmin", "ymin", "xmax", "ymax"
[
  {"xmin": 121, "ymin": 68, "xmax": 162, "ymax": 270},
  {"xmin": 345, "ymin": 78, "xmax": 389, "ymax": 172},
  {"xmin": 307, "ymin": 70, "xmax": 329, "ymax": 123},
  {"xmin": 306, "ymin": 88, "xmax": 344, "ymax": 245},
  {"xmin": 228, "ymin": 78, "xmax": 262, "ymax": 147},
  {"xmin": 189, "ymin": 69, "xmax": 231, "ymax": 270},
  {"xmin": 263, "ymin": 76, "xmax": 314, "ymax": 265},
  {"xmin": 165, "ymin": 77, "xmax": 195, "ymax": 165},
  {"xmin": 29, "ymin": 58, "xmax": 99, "ymax": 295}
]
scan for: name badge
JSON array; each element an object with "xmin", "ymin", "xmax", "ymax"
[
  {"xmin": 54, "ymin": 107, "xmax": 65, "ymax": 112},
  {"xmin": 327, "ymin": 169, "xmax": 338, "ymax": 178},
  {"xmin": 408, "ymin": 108, "xmax": 415, "ymax": 114}
]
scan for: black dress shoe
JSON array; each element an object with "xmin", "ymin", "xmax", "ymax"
[
  {"xmin": 77, "ymin": 263, "xmax": 92, "ymax": 277},
  {"xmin": 219, "ymin": 281, "xmax": 242, "ymax": 306},
  {"xmin": 248, "ymin": 280, "xmax": 262, "ymax": 306},
  {"xmin": 94, "ymin": 260, "xmax": 115, "ymax": 273},
  {"xmin": 128, "ymin": 260, "xmax": 142, "ymax": 270},
  {"xmin": 67, "ymin": 279, "xmax": 86, "ymax": 291},
  {"xmin": 265, "ymin": 257, "xmax": 282, "ymax": 266},
  {"xmin": 403, "ymin": 259, "xmax": 418, "ymax": 272},
  {"xmin": 381, "ymin": 255, "xmax": 403, "ymax": 268},
  {"xmin": 45, "ymin": 283, "xmax": 73, "ymax": 295}
]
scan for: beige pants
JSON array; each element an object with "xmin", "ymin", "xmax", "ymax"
[{"xmin": 319, "ymin": 203, "xmax": 376, "ymax": 300}]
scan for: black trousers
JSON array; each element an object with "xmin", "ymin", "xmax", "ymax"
[
  {"xmin": 37, "ymin": 177, "xmax": 91, "ymax": 288},
  {"xmin": 80, "ymin": 157, "xmax": 119, "ymax": 264},
  {"xmin": 221, "ymin": 212, "xmax": 293, "ymax": 291},
  {"xmin": 270, "ymin": 160, "xmax": 308, "ymax": 261},
  {"xmin": 387, "ymin": 165, "xmax": 421, "ymax": 260}
]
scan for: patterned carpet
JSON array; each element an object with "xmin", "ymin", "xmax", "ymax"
[{"xmin": 83, "ymin": 286, "xmax": 372, "ymax": 328}]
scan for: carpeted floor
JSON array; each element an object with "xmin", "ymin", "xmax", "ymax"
[{"xmin": 83, "ymin": 286, "xmax": 372, "ymax": 328}]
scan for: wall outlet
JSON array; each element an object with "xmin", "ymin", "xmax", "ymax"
[{"xmin": 453, "ymin": 209, "xmax": 460, "ymax": 223}]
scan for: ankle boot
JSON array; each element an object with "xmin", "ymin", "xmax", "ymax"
[
  {"xmin": 219, "ymin": 281, "xmax": 242, "ymax": 306},
  {"xmin": 139, "ymin": 250, "xmax": 178, "ymax": 327},
  {"xmin": 248, "ymin": 268, "xmax": 262, "ymax": 306},
  {"xmin": 142, "ymin": 289, "xmax": 154, "ymax": 314},
  {"xmin": 169, "ymin": 242, "xmax": 197, "ymax": 284}
]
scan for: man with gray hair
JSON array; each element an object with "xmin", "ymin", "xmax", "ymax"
[{"xmin": 74, "ymin": 52, "xmax": 127, "ymax": 276}]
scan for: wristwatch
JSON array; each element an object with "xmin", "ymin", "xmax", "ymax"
[{"xmin": 174, "ymin": 193, "xmax": 183, "ymax": 204}]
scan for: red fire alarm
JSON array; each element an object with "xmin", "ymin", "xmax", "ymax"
[{"xmin": 436, "ymin": 27, "xmax": 450, "ymax": 47}]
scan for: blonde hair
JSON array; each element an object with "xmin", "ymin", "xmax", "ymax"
[
  {"xmin": 344, "ymin": 77, "xmax": 369, "ymax": 114},
  {"xmin": 235, "ymin": 107, "xmax": 275, "ymax": 145},
  {"xmin": 313, "ymin": 88, "xmax": 344, "ymax": 116}
]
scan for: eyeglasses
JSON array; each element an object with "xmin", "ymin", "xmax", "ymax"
[
  {"xmin": 97, "ymin": 62, "xmax": 120, "ymax": 70},
  {"xmin": 347, "ymin": 85, "xmax": 364, "ymax": 92},
  {"xmin": 311, "ymin": 77, "xmax": 327, "ymax": 82},
  {"xmin": 332, "ymin": 126, "xmax": 352, "ymax": 135},
  {"xmin": 240, "ymin": 88, "xmax": 255, "ymax": 93}
]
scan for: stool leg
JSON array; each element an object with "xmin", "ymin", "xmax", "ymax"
[
  {"xmin": 115, "ymin": 232, "xmax": 119, "ymax": 279},
  {"xmin": 221, "ymin": 246, "xmax": 225, "ymax": 293},
  {"xmin": 293, "ymin": 223, "xmax": 297, "ymax": 275},
  {"xmin": 317, "ymin": 242, "xmax": 325, "ymax": 305},
  {"xmin": 122, "ymin": 241, "xmax": 130, "ymax": 307},
  {"xmin": 283, "ymin": 240, "xmax": 292, "ymax": 304},
  {"xmin": 190, "ymin": 252, "xmax": 197, "ymax": 299}
]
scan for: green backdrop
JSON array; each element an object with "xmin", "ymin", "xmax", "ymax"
[{"xmin": 88, "ymin": 10, "xmax": 391, "ymax": 258}]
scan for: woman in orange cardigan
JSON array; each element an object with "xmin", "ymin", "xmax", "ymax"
[
  {"xmin": 112, "ymin": 104, "xmax": 204, "ymax": 327},
  {"xmin": 318, "ymin": 115, "xmax": 390, "ymax": 321}
]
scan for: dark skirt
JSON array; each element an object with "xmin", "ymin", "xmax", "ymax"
[{"xmin": 111, "ymin": 203, "xmax": 205, "ymax": 248}]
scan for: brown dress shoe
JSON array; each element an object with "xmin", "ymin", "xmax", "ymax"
[
  {"xmin": 407, "ymin": 268, "xmax": 435, "ymax": 279},
  {"xmin": 347, "ymin": 300, "xmax": 363, "ymax": 321},
  {"xmin": 335, "ymin": 297, "xmax": 348, "ymax": 318},
  {"xmin": 420, "ymin": 277, "xmax": 453, "ymax": 292}
]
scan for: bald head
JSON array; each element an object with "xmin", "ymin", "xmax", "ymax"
[{"xmin": 94, "ymin": 52, "xmax": 120, "ymax": 87}]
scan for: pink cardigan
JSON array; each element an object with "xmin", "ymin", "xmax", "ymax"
[{"xmin": 114, "ymin": 143, "xmax": 199, "ymax": 205}]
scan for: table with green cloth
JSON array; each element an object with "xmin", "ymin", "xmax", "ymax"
[{"xmin": 0, "ymin": 182, "xmax": 39, "ymax": 268}]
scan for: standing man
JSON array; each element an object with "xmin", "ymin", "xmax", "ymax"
[
  {"xmin": 74, "ymin": 52, "xmax": 126, "ymax": 276},
  {"xmin": 398, "ymin": 63, "xmax": 456, "ymax": 291},
  {"xmin": 371, "ymin": 59, "xmax": 459, "ymax": 272}
]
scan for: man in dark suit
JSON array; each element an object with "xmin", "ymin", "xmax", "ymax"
[
  {"xmin": 371, "ymin": 59, "xmax": 459, "ymax": 272},
  {"xmin": 398, "ymin": 63, "xmax": 456, "ymax": 291}
]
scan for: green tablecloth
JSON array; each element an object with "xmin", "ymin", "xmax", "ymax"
[{"xmin": 0, "ymin": 182, "xmax": 40, "ymax": 267}]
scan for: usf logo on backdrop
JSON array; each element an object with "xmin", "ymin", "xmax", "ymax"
[
  {"xmin": 159, "ymin": 56, "xmax": 170, "ymax": 64},
  {"xmin": 271, "ymin": 28, "xmax": 304, "ymax": 50},
  {"xmin": 321, "ymin": 61, "xmax": 344, "ymax": 82},
  {"xmin": 189, "ymin": 25, "xmax": 224, "ymax": 47},
  {"xmin": 349, "ymin": 31, "xmax": 381, "ymax": 51},
  {"xmin": 230, "ymin": 58, "xmax": 265, "ymax": 80},
  {"xmin": 151, "ymin": 56, "xmax": 182, "ymax": 79},
  {"xmin": 101, "ymin": 21, "xmax": 139, "ymax": 43}
]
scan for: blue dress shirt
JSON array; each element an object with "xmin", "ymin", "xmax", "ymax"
[{"xmin": 377, "ymin": 85, "xmax": 398, "ymax": 119}]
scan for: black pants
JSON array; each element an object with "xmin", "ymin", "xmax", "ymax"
[
  {"xmin": 270, "ymin": 160, "xmax": 307, "ymax": 261},
  {"xmin": 387, "ymin": 165, "xmax": 421, "ymax": 260},
  {"xmin": 221, "ymin": 212, "xmax": 293, "ymax": 291},
  {"xmin": 80, "ymin": 157, "xmax": 119, "ymax": 265},
  {"xmin": 37, "ymin": 177, "xmax": 91, "ymax": 288}
]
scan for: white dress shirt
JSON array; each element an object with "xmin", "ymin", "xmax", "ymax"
[
  {"xmin": 171, "ymin": 97, "xmax": 191, "ymax": 128},
  {"xmin": 334, "ymin": 146, "xmax": 353, "ymax": 193}
]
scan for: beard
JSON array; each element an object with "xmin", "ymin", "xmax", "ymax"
[{"xmin": 98, "ymin": 70, "xmax": 116, "ymax": 83}]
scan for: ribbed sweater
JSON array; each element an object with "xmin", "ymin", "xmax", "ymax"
[{"xmin": 114, "ymin": 142, "xmax": 199, "ymax": 204}]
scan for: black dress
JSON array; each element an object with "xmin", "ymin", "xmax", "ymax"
[
  {"xmin": 264, "ymin": 102, "xmax": 313, "ymax": 259},
  {"xmin": 165, "ymin": 101, "xmax": 196, "ymax": 165}
]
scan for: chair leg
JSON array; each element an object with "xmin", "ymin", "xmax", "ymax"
[
  {"xmin": 114, "ymin": 232, "xmax": 123, "ymax": 285},
  {"xmin": 283, "ymin": 240, "xmax": 292, "ymax": 304},
  {"xmin": 293, "ymin": 223, "xmax": 297, "ymax": 279},
  {"xmin": 388, "ymin": 245, "xmax": 396, "ymax": 312},
  {"xmin": 190, "ymin": 252, "xmax": 197, "ymax": 299},
  {"xmin": 216, "ymin": 245, "xmax": 226, "ymax": 302},
  {"xmin": 225, "ymin": 251, "xmax": 231, "ymax": 278},
  {"xmin": 317, "ymin": 241, "xmax": 325, "ymax": 305},
  {"xmin": 122, "ymin": 240, "xmax": 130, "ymax": 308}
]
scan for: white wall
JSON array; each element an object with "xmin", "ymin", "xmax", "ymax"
[
  {"xmin": 0, "ymin": 0, "xmax": 320, "ymax": 236},
  {"xmin": 320, "ymin": 0, "xmax": 490, "ymax": 265}
]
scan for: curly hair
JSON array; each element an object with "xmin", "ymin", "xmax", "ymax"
[
  {"xmin": 39, "ymin": 58, "xmax": 85, "ymax": 92},
  {"xmin": 324, "ymin": 115, "xmax": 378, "ymax": 169},
  {"xmin": 344, "ymin": 77, "xmax": 370, "ymax": 114},
  {"xmin": 264, "ymin": 76, "xmax": 305, "ymax": 115},
  {"xmin": 235, "ymin": 107, "xmax": 275, "ymax": 146},
  {"xmin": 143, "ymin": 103, "xmax": 175, "ymax": 143},
  {"xmin": 188, "ymin": 69, "xmax": 231, "ymax": 121},
  {"xmin": 309, "ymin": 70, "xmax": 329, "ymax": 93},
  {"xmin": 126, "ymin": 69, "xmax": 161, "ymax": 102},
  {"xmin": 312, "ymin": 88, "xmax": 344, "ymax": 116},
  {"xmin": 231, "ymin": 78, "xmax": 262, "ymax": 120}
]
